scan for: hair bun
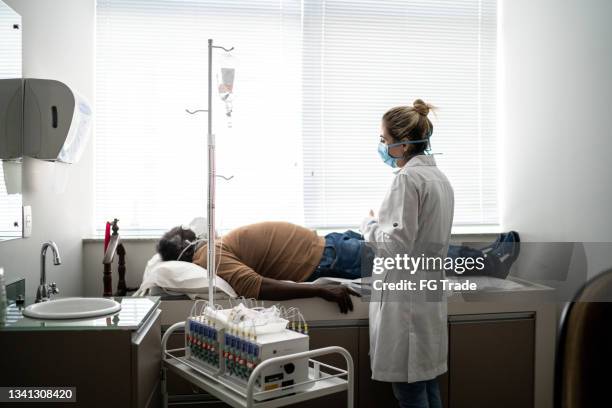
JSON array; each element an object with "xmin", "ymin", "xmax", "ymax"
[{"xmin": 413, "ymin": 99, "xmax": 431, "ymax": 116}]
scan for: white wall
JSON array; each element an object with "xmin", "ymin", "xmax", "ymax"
[
  {"xmin": 500, "ymin": 0, "xmax": 612, "ymax": 244},
  {"xmin": 500, "ymin": 0, "xmax": 612, "ymax": 288},
  {"xmin": 0, "ymin": 0, "xmax": 95, "ymax": 302}
]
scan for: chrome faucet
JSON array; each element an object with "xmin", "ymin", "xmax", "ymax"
[{"xmin": 36, "ymin": 241, "xmax": 62, "ymax": 303}]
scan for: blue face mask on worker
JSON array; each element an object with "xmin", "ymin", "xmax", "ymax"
[{"xmin": 378, "ymin": 135, "xmax": 431, "ymax": 168}]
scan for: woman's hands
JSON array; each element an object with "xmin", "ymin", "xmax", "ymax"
[
  {"xmin": 361, "ymin": 209, "xmax": 378, "ymax": 233},
  {"xmin": 317, "ymin": 284, "xmax": 361, "ymax": 314}
]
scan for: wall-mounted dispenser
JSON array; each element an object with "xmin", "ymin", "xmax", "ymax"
[
  {"xmin": 0, "ymin": 78, "xmax": 23, "ymax": 160},
  {"xmin": 0, "ymin": 78, "xmax": 92, "ymax": 163}
]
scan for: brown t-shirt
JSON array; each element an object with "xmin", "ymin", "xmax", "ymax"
[{"xmin": 192, "ymin": 221, "xmax": 325, "ymax": 298}]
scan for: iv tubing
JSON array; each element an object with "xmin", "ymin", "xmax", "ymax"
[{"xmin": 207, "ymin": 38, "xmax": 216, "ymax": 304}]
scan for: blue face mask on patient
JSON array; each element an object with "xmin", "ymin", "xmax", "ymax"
[{"xmin": 377, "ymin": 135, "xmax": 431, "ymax": 168}]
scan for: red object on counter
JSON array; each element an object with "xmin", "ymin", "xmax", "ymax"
[{"xmin": 104, "ymin": 222, "xmax": 111, "ymax": 252}]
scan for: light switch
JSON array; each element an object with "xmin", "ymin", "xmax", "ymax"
[{"xmin": 22, "ymin": 205, "xmax": 32, "ymax": 238}]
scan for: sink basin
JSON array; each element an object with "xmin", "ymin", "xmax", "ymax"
[{"xmin": 23, "ymin": 297, "xmax": 121, "ymax": 320}]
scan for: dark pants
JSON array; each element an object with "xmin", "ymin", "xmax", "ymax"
[
  {"xmin": 308, "ymin": 230, "xmax": 505, "ymax": 281},
  {"xmin": 392, "ymin": 379, "xmax": 442, "ymax": 408}
]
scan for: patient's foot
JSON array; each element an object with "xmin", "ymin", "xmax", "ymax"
[
  {"xmin": 485, "ymin": 231, "xmax": 520, "ymax": 279},
  {"xmin": 495, "ymin": 231, "xmax": 520, "ymax": 262},
  {"xmin": 481, "ymin": 232, "xmax": 506, "ymax": 254}
]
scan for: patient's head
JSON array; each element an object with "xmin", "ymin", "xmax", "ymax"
[{"xmin": 157, "ymin": 226, "xmax": 197, "ymax": 262}]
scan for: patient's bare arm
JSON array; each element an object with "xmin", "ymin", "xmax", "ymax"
[{"xmin": 259, "ymin": 277, "xmax": 359, "ymax": 314}]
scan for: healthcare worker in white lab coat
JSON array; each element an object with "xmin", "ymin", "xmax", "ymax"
[{"xmin": 361, "ymin": 99, "xmax": 454, "ymax": 408}]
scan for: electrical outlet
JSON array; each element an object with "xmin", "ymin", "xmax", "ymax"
[{"xmin": 22, "ymin": 206, "xmax": 32, "ymax": 238}]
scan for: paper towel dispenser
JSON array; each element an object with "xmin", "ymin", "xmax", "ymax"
[
  {"xmin": 0, "ymin": 78, "xmax": 92, "ymax": 163},
  {"xmin": 0, "ymin": 78, "xmax": 23, "ymax": 160}
]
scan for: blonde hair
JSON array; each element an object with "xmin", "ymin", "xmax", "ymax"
[{"xmin": 382, "ymin": 99, "xmax": 436, "ymax": 158}]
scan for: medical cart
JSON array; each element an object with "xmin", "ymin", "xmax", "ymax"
[{"xmin": 161, "ymin": 322, "xmax": 355, "ymax": 408}]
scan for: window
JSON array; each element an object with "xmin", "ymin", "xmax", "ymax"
[
  {"xmin": 0, "ymin": 3, "xmax": 22, "ymax": 239},
  {"xmin": 95, "ymin": 0, "xmax": 497, "ymax": 236}
]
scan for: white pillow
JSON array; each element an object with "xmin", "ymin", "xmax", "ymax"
[{"xmin": 134, "ymin": 254, "xmax": 238, "ymax": 298}]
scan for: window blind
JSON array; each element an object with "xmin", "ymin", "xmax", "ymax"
[
  {"xmin": 95, "ymin": 0, "xmax": 497, "ymax": 235},
  {"xmin": 0, "ymin": 4, "xmax": 22, "ymax": 238},
  {"xmin": 302, "ymin": 0, "xmax": 498, "ymax": 227},
  {"xmin": 96, "ymin": 0, "xmax": 303, "ymax": 235}
]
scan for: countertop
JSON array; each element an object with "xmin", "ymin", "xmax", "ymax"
[{"xmin": 0, "ymin": 296, "xmax": 160, "ymax": 331}]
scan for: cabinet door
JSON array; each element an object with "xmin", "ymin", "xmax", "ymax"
[
  {"xmin": 448, "ymin": 317, "xmax": 535, "ymax": 408},
  {"xmin": 132, "ymin": 309, "xmax": 162, "ymax": 408},
  {"xmin": 0, "ymin": 329, "xmax": 132, "ymax": 407}
]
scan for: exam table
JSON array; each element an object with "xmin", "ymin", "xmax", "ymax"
[{"xmin": 154, "ymin": 276, "xmax": 557, "ymax": 408}]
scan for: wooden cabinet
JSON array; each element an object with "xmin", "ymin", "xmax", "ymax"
[
  {"xmin": 132, "ymin": 310, "xmax": 163, "ymax": 408},
  {"xmin": 448, "ymin": 316, "xmax": 535, "ymax": 408},
  {"xmin": 0, "ymin": 309, "xmax": 162, "ymax": 408},
  {"xmin": 162, "ymin": 313, "xmax": 536, "ymax": 408}
]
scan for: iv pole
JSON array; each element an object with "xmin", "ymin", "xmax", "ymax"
[{"xmin": 186, "ymin": 38, "xmax": 234, "ymax": 304}]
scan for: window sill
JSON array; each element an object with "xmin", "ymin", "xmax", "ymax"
[
  {"xmin": 83, "ymin": 236, "xmax": 160, "ymax": 243},
  {"xmin": 451, "ymin": 224, "xmax": 502, "ymax": 235},
  {"xmin": 83, "ymin": 225, "xmax": 502, "ymax": 242}
]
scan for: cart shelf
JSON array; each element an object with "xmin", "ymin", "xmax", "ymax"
[{"xmin": 161, "ymin": 321, "xmax": 354, "ymax": 408}]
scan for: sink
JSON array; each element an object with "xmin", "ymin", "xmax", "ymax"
[{"xmin": 23, "ymin": 297, "xmax": 121, "ymax": 320}]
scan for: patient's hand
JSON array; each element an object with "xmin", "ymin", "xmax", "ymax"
[
  {"xmin": 318, "ymin": 285, "xmax": 361, "ymax": 314},
  {"xmin": 258, "ymin": 278, "xmax": 360, "ymax": 314}
]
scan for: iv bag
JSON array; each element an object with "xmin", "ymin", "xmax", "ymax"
[
  {"xmin": 218, "ymin": 68, "xmax": 234, "ymax": 97},
  {"xmin": 216, "ymin": 53, "xmax": 237, "ymax": 127}
]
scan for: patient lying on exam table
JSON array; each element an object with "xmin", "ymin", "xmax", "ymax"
[
  {"xmin": 158, "ymin": 222, "xmax": 361, "ymax": 313},
  {"xmin": 156, "ymin": 222, "xmax": 520, "ymax": 313}
]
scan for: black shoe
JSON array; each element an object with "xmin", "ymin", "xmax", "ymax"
[
  {"xmin": 486, "ymin": 252, "xmax": 511, "ymax": 280},
  {"xmin": 493, "ymin": 231, "xmax": 520, "ymax": 260},
  {"xmin": 481, "ymin": 233, "xmax": 506, "ymax": 254},
  {"xmin": 509, "ymin": 231, "xmax": 520, "ymax": 261},
  {"xmin": 483, "ymin": 231, "xmax": 520, "ymax": 280}
]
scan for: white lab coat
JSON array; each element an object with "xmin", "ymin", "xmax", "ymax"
[{"xmin": 361, "ymin": 154, "xmax": 454, "ymax": 383}]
